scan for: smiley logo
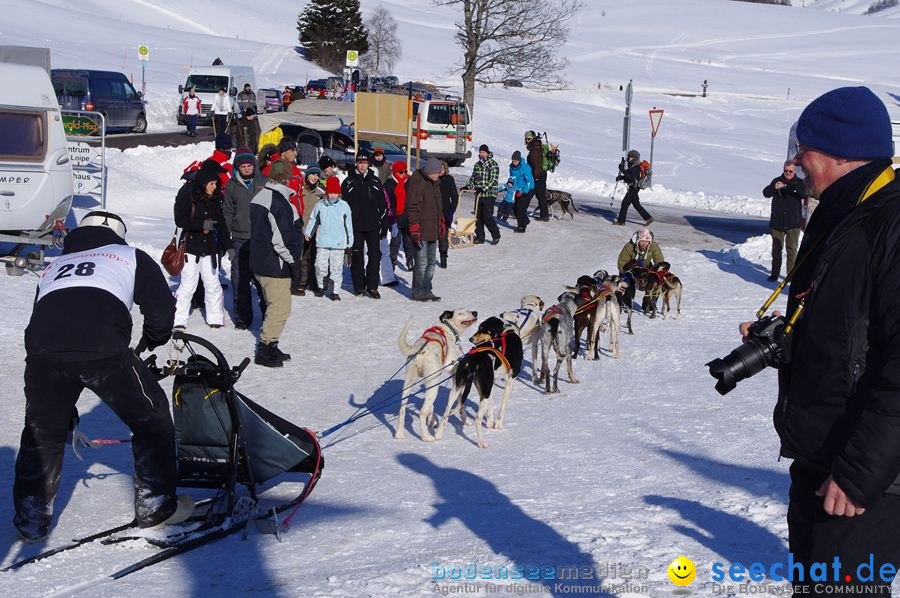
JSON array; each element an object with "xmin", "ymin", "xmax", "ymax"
[{"xmin": 667, "ymin": 556, "xmax": 696, "ymax": 586}]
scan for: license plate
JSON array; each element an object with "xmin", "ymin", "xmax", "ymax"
[{"xmin": 431, "ymin": 134, "xmax": 447, "ymax": 140}]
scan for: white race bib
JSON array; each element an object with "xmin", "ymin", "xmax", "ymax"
[{"xmin": 37, "ymin": 244, "xmax": 137, "ymax": 309}]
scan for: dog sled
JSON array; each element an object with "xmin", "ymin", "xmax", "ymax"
[
  {"xmin": 450, "ymin": 216, "xmax": 477, "ymax": 248},
  {"xmin": 5, "ymin": 331, "xmax": 323, "ymax": 579}
]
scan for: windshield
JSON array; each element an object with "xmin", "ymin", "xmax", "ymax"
[
  {"xmin": 426, "ymin": 103, "xmax": 469, "ymax": 126},
  {"xmin": 361, "ymin": 141, "xmax": 404, "ymax": 154},
  {"xmin": 51, "ymin": 76, "xmax": 88, "ymax": 98},
  {"xmin": 184, "ymin": 75, "xmax": 229, "ymax": 93},
  {"xmin": 0, "ymin": 111, "xmax": 45, "ymax": 160}
]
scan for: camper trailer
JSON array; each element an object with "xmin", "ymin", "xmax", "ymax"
[{"xmin": 0, "ymin": 47, "xmax": 74, "ymax": 273}]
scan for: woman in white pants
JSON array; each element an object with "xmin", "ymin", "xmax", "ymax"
[{"xmin": 173, "ymin": 166, "xmax": 232, "ymax": 327}]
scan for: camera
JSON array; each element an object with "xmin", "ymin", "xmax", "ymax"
[{"xmin": 706, "ymin": 315, "xmax": 788, "ymax": 396}]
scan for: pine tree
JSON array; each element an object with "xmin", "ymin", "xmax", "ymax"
[{"xmin": 297, "ymin": 0, "xmax": 370, "ymax": 74}]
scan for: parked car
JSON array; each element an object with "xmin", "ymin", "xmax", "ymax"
[
  {"xmin": 372, "ymin": 75, "xmax": 399, "ymax": 87},
  {"xmin": 51, "ymin": 69, "xmax": 147, "ymax": 133},
  {"xmin": 306, "ymin": 79, "xmax": 327, "ymax": 96},
  {"xmin": 260, "ymin": 88, "xmax": 282, "ymax": 112},
  {"xmin": 277, "ymin": 125, "xmax": 420, "ymax": 172},
  {"xmin": 502, "ymin": 79, "xmax": 523, "ymax": 88}
]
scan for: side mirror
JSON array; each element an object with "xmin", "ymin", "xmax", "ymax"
[
  {"xmin": 178, "ymin": 85, "xmax": 184, "ymax": 94},
  {"xmin": 136, "ymin": 91, "xmax": 143, "ymax": 99},
  {"xmin": 229, "ymin": 87, "xmax": 238, "ymax": 97}
]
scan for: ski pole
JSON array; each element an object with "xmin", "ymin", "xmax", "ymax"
[{"xmin": 609, "ymin": 179, "xmax": 620, "ymax": 207}]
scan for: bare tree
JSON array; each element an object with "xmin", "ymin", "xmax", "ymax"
[
  {"xmin": 435, "ymin": 0, "xmax": 582, "ymax": 113},
  {"xmin": 362, "ymin": 5, "xmax": 401, "ymax": 76}
]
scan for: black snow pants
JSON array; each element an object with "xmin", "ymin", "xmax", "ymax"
[{"xmin": 14, "ymin": 352, "xmax": 177, "ymax": 530}]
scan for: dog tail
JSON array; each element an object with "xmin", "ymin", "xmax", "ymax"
[{"xmin": 398, "ymin": 317, "xmax": 426, "ymax": 357}]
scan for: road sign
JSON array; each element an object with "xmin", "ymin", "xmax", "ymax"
[
  {"xmin": 73, "ymin": 169, "xmax": 103, "ymax": 195},
  {"xmin": 66, "ymin": 142, "xmax": 101, "ymax": 167},
  {"xmin": 346, "ymin": 50, "xmax": 359, "ymax": 67},
  {"xmin": 62, "ymin": 114, "xmax": 101, "ymax": 136},
  {"xmin": 649, "ymin": 109, "xmax": 664, "ymax": 137},
  {"xmin": 138, "ymin": 44, "xmax": 150, "ymax": 62}
]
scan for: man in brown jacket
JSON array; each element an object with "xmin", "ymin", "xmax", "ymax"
[{"xmin": 406, "ymin": 157, "xmax": 445, "ymax": 302}]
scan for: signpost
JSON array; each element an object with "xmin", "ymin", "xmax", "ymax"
[
  {"xmin": 62, "ymin": 114, "xmax": 101, "ymax": 137},
  {"xmin": 648, "ymin": 108, "xmax": 664, "ymax": 187},
  {"xmin": 345, "ymin": 50, "xmax": 359, "ymax": 67},
  {"xmin": 138, "ymin": 44, "xmax": 150, "ymax": 96},
  {"xmin": 63, "ymin": 111, "xmax": 108, "ymax": 208}
]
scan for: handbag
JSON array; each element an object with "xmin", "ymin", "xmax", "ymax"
[{"xmin": 161, "ymin": 228, "xmax": 187, "ymax": 276}]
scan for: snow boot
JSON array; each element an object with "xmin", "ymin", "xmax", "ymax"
[
  {"xmin": 13, "ymin": 512, "xmax": 50, "ymax": 543},
  {"xmin": 146, "ymin": 494, "xmax": 195, "ymax": 530},
  {"xmin": 324, "ymin": 277, "xmax": 341, "ymax": 301},
  {"xmin": 255, "ymin": 342, "xmax": 284, "ymax": 368},
  {"xmin": 272, "ymin": 341, "xmax": 291, "ymax": 362}
]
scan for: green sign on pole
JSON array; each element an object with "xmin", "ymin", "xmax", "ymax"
[{"xmin": 62, "ymin": 114, "xmax": 101, "ymax": 136}]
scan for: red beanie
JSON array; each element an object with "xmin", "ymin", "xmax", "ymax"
[
  {"xmin": 325, "ymin": 176, "xmax": 342, "ymax": 195},
  {"xmin": 392, "ymin": 161, "xmax": 408, "ymax": 175}
]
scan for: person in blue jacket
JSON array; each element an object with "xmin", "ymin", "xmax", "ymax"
[
  {"xmin": 304, "ymin": 176, "xmax": 354, "ymax": 301},
  {"xmin": 509, "ymin": 150, "xmax": 535, "ymax": 232}
]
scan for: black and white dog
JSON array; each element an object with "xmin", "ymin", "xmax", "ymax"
[{"xmin": 435, "ymin": 317, "xmax": 523, "ymax": 448}]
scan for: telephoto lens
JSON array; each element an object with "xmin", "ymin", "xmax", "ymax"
[{"xmin": 706, "ymin": 316, "xmax": 787, "ymax": 395}]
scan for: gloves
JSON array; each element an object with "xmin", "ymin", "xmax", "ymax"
[
  {"xmin": 615, "ymin": 175, "xmax": 624, "ymax": 182},
  {"xmin": 202, "ymin": 218, "xmax": 216, "ymax": 233},
  {"xmin": 440, "ymin": 218, "xmax": 447, "ymax": 239},
  {"xmin": 618, "ymin": 158, "xmax": 626, "ymax": 173},
  {"xmin": 461, "ymin": 184, "xmax": 472, "ymax": 192},
  {"xmin": 288, "ymin": 261, "xmax": 302, "ymax": 282},
  {"xmin": 344, "ymin": 247, "xmax": 352, "ymax": 267},
  {"xmin": 515, "ymin": 191, "xmax": 522, "ymax": 198},
  {"xmin": 227, "ymin": 248, "xmax": 236, "ymax": 262},
  {"xmin": 409, "ymin": 223, "xmax": 422, "ymax": 250}
]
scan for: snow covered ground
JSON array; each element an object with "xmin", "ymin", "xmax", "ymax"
[{"xmin": 2, "ymin": 0, "xmax": 900, "ymax": 596}]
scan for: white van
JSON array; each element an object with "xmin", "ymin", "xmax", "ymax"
[
  {"xmin": 177, "ymin": 65, "xmax": 262, "ymax": 125},
  {"xmin": 0, "ymin": 50, "xmax": 74, "ymax": 251},
  {"xmin": 411, "ymin": 98, "xmax": 472, "ymax": 166}
]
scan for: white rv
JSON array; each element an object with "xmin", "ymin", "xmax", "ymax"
[
  {"xmin": 0, "ymin": 47, "xmax": 74, "ymax": 270},
  {"xmin": 177, "ymin": 65, "xmax": 262, "ymax": 125}
]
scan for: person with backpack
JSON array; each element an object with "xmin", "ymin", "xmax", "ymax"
[
  {"xmin": 613, "ymin": 149, "xmax": 654, "ymax": 226},
  {"xmin": 525, "ymin": 130, "xmax": 549, "ymax": 221},
  {"xmin": 438, "ymin": 160, "xmax": 459, "ymax": 269}
]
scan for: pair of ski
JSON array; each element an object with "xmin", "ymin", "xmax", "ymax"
[{"xmin": 3, "ymin": 493, "xmax": 300, "ymax": 580}]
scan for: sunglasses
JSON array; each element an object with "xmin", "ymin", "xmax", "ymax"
[
  {"xmin": 784, "ymin": 169, "xmax": 795, "ymax": 174},
  {"xmin": 397, "ymin": 170, "xmax": 407, "ymax": 174},
  {"xmin": 793, "ymin": 143, "xmax": 811, "ymax": 161}
]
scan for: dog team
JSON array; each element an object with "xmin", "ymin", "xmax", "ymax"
[{"xmin": 394, "ymin": 244, "xmax": 683, "ymax": 448}]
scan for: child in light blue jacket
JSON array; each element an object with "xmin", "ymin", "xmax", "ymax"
[{"xmin": 303, "ymin": 176, "xmax": 353, "ymax": 300}]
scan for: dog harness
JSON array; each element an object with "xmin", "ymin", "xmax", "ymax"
[
  {"xmin": 542, "ymin": 305, "xmax": 563, "ymax": 322},
  {"xmin": 467, "ymin": 332, "xmax": 512, "ymax": 373},
  {"xmin": 506, "ymin": 308, "xmax": 534, "ymax": 333},
  {"xmin": 574, "ymin": 286, "xmax": 614, "ymax": 315},
  {"xmin": 420, "ymin": 326, "xmax": 450, "ymax": 363}
]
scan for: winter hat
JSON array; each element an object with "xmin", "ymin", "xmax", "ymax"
[
  {"xmin": 325, "ymin": 176, "xmax": 342, "ymax": 195},
  {"xmin": 305, "ymin": 164, "xmax": 323, "ymax": 179},
  {"xmin": 479, "ymin": 144, "xmax": 490, "ymax": 153},
  {"xmin": 243, "ymin": 107, "xmax": 256, "ymax": 117},
  {"xmin": 193, "ymin": 167, "xmax": 221, "ymax": 190},
  {"xmin": 267, "ymin": 159, "xmax": 292, "ymax": 184},
  {"xmin": 423, "ymin": 157, "xmax": 443, "ymax": 175},
  {"xmin": 392, "ymin": 160, "xmax": 408, "ymax": 175},
  {"xmin": 796, "ymin": 86, "xmax": 893, "ymax": 160},
  {"xmin": 627, "ymin": 149, "xmax": 640, "ymax": 161},
  {"xmin": 356, "ymin": 149, "xmax": 370, "ymax": 163},
  {"xmin": 318, "ymin": 155, "xmax": 336, "ymax": 170},
  {"xmin": 511, "ymin": 150, "xmax": 522, "ymax": 162},
  {"xmin": 233, "ymin": 149, "xmax": 256, "ymax": 170},
  {"xmin": 277, "ymin": 137, "xmax": 297, "ymax": 153},
  {"xmin": 80, "ymin": 210, "xmax": 127, "ymax": 239},
  {"xmin": 506, "ymin": 176, "xmax": 516, "ymax": 185},
  {"xmin": 215, "ymin": 133, "xmax": 232, "ymax": 151},
  {"xmin": 372, "ymin": 147, "xmax": 385, "ymax": 156},
  {"xmin": 637, "ymin": 228, "xmax": 653, "ymax": 242}
]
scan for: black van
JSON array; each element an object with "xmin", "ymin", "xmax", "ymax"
[{"xmin": 51, "ymin": 70, "xmax": 147, "ymax": 133}]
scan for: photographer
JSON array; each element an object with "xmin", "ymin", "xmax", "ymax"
[
  {"xmin": 763, "ymin": 161, "xmax": 806, "ymax": 281},
  {"xmin": 733, "ymin": 87, "xmax": 900, "ymax": 595},
  {"xmin": 613, "ymin": 150, "xmax": 653, "ymax": 226}
]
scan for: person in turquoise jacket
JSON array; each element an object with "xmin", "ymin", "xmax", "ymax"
[
  {"xmin": 509, "ymin": 150, "xmax": 534, "ymax": 232},
  {"xmin": 303, "ymin": 176, "xmax": 354, "ymax": 301}
]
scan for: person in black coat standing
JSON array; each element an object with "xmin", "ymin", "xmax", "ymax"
[
  {"xmin": 738, "ymin": 86, "xmax": 900, "ymax": 597},
  {"xmin": 342, "ymin": 150, "xmax": 388, "ymax": 299},
  {"xmin": 613, "ymin": 149, "xmax": 653, "ymax": 226},
  {"xmin": 173, "ymin": 165, "xmax": 231, "ymax": 328},
  {"xmin": 763, "ymin": 161, "xmax": 806, "ymax": 281},
  {"xmin": 14, "ymin": 212, "xmax": 182, "ymax": 541},
  {"xmin": 437, "ymin": 160, "xmax": 459, "ymax": 269}
]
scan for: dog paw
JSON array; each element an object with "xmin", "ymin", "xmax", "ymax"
[
  {"xmin": 434, "ymin": 432, "xmax": 444, "ymax": 441},
  {"xmin": 489, "ymin": 421, "xmax": 503, "ymax": 430},
  {"xmin": 394, "ymin": 432, "xmax": 406, "ymax": 440},
  {"xmin": 463, "ymin": 419, "xmax": 474, "ymax": 427},
  {"xmin": 478, "ymin": 441, "xmax": 489, "ymax": 449},
  {"xmin": 570, "ymin": 378, "xmax": 580, "ymax": 384},
  {"xmin": 422, "ymin": 434, "xmax": 435, "ymax": 443}
]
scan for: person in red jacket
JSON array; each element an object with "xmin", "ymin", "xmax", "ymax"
[
  {"xmin": 182, "ymin": 87, "xmax": 201, "ymax": 137},
  {"xmin": 384, "ymin": 161, "xmax": 414, "ymax": 271}
]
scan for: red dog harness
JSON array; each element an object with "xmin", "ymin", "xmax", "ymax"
[
  {"xmin": 467, "ymin": 331, "xmax": 512, "ymax": 373},
  {"xmin": 542, "ymin": 305, "xmax": 563, "ymax": 323},
  {"xmin": 421, "ymin": 326, "xmax": 450, "ymax": 363}
]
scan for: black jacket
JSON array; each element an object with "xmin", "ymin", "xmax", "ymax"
[
  {"xmin": 439, "ymin": 173, "xmax": 459, "ymax": 223},
  {"xmin": 24, "ymin": 227, "xmax": 175, "ymax": 360},
  {"xmin": 617, "ymin": 161, "xmax": 642, "ymax": 190},
  {"xmin": 342, "ymin": 168, "xmax": 388, "ymax": 233},
  {"xmin": 776, "ymin": 161, "xmax": 900, "ymax": 507},
  {"xmin": 763, "ymin": 175, "xmax": 806, "ymax": 231},
  {"xmin": 174, "ymin": 182, "xmax": 231, "ymax": 257}
]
